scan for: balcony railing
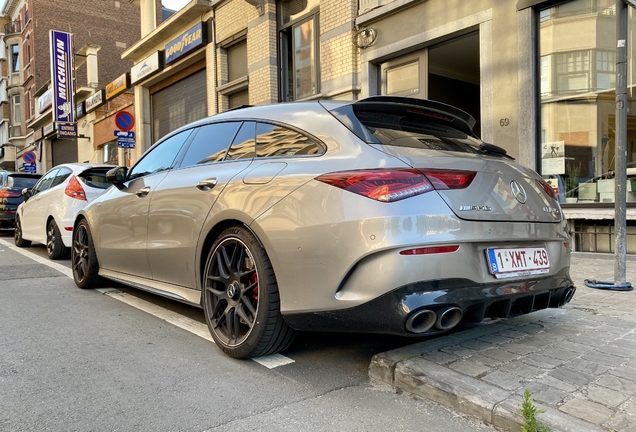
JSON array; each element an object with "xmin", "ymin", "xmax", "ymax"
[{"xmin": 4, "ymin": 19, "xmax": 21, "ymax": 35}]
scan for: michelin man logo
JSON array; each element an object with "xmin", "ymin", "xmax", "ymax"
[{"xmin": 58, "ymin": 101, "xmax": 72, "ymax": 120}]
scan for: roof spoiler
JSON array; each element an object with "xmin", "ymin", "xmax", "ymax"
[{"xmin": 353, "ymin": 96, "xmax": 477, "ymax": 136}]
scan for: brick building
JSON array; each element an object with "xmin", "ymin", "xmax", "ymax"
[{"xmin": 0, "ymin": 0, "xmax": 152, "ymax": 172}]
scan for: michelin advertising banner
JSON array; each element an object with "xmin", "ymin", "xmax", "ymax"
[{"xmin": 49, "ymin": 30, "xmax": 75, "ymax": 124}]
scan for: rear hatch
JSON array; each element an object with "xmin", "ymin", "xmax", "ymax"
[
  {"xmin": 326, "ymin": 97, "xmax": 561, "ymax": 223},
  {"xmin": 76, "ymin": 167, "xmax": 112, "ymax": 202}
]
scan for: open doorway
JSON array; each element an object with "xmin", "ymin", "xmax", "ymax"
[{"xmin": 428, "ymin": 32, "xmax": 481, "ymax": 136}]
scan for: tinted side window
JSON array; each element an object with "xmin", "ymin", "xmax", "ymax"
[
  {"xmin": 7, "ymin": 176, "xmax": 39, "ymax": 189},
  {"xmin": 50, "ymin": 167, "xmax": 72, "ymax": 188},
  {"xmin": 225, "ymin": 121, "xmax": 256, "ymax": 161},
  {"xmin": 128, "ymin": 130, "xmax": 192, "ymax": 181},
  {"xmin": 179, "ymin": 122, "xmax": 241, "ymax": 168},
  {"xmin": 33, "ymin": 169, "xmax": 59, "ymax": 194},
  {"xmin": 256, "ymin": 123, "xmax": 322, "ymax": 158}
]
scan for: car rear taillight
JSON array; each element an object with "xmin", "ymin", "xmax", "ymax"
[
  {"xmin": 65, "ymin": 176, "xmax": 87, "ymax": 201},
  {"xmin": 0, "ymin": 190, "xmax": 21, "ymax": 198},
  {"xmin": 316, "ymin": 169, "xmax": 434, "ymax": 202},
  {"xmin": 536, "ymin": 179, "xmax": 558, "ymax": 201},
  {"xmin": 419, "ymin": 170, "xmax": 476, "ymax": 190}
]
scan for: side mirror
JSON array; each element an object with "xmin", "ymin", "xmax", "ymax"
[
  {"xmin": 106, "ymin": 166, "xmax": 128, "ymax": 189},
  {"xmin": 21, "ymin": 188, "xmax": 32, "ymax": 201}
]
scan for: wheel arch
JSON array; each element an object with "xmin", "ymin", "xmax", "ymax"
[{"xmin": 197, "ymin": 219, "xmax": 264, "ymax": 304}]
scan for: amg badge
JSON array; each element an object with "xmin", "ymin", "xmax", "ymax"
[{"xmin": 459, "ymin": 205, "xmax": 492, "ymax": 211}]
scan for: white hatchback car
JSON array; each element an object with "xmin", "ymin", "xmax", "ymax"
[{"xmin": 15, "ymin": 163, "xmax": 114, "ymax": 259}]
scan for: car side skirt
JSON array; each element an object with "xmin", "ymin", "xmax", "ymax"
[{"xmin": 99, "ymin": 269, "xmax": 202, "ymax": 307}]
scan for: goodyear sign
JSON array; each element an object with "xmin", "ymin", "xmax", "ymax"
[{"xmin": 165, "ymin": 22, "xmax": 208, "ymax": 64}]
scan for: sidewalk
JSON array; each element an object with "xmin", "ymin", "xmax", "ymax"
[{"xmin": 370, "ymin": 252, "xmax": 636, "ymax": 431}]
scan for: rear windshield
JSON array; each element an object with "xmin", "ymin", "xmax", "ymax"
[
  {"xmin": 331, "ymin": 105, "xmax": 484, "ymax": 155},
  {"xmin": 7, "ymin": 175, "xmax": 40, "ymax": 189},
  {"xmin": 78, "ymin": 169, "xmax": 111, "ymax": 189}
]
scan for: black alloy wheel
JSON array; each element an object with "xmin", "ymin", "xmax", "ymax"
[
  {"xmin": 14, "ymin": 216, "xmax": 31, "ymax": 247},
  {"xmin": 72, "ymin": 219, "xmax": 101, "ymax": 289},
  {"xmin": 46, "ymin": 219, "xmax": 68, "ymax": 260},
  {"xmin": 203, "ymin": 226, "xmax": 295, "ymax": 359}
]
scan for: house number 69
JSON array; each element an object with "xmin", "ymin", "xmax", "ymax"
[{"xmin": 500, "ymin": 118, "xmax": 510, "ymax": 127}]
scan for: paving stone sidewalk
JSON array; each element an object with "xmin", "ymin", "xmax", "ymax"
[{"xmin": 369, "ymin": 252, "xmax": 636, "ymax": 431}]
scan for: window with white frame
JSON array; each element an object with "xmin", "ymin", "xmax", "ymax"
[{"xmin": 12, "ymin": 95, "xmax": 21, "ymax": 124}]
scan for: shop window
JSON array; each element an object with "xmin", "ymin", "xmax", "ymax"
[
  {"xmin": 278, "ymin": 0, "xmax": 320, "ymax": 101},
  {"xmin": 386, "ymin": 61, "xmax": 419, "ymax": 97},
  {"xmin": 538, "ymin": 0, "xmax": 636, "ymax": 204},
  {"xmin": 11, "ymin": 45, "xmax": 19, "ymax": 73},
  {"xmin": 103, "ymin": 143, "xmax": 118, "ymax": 165}
]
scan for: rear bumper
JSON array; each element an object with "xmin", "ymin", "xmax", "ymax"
[{"xmin": 282, "ymin": 268, "xmax": 574, "ymax": 335}]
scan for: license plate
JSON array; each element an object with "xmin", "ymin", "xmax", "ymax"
[{"xmin": 486, "ymin": 247, "xmax": 550, "ymax": 279}]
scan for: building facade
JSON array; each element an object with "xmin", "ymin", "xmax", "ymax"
[
  {"xmin": 82, "ymin": 0, "xmax": 636, "ymax": 253},
  {"xmin": 0, "ymin": 0, "xmax": 148, "ymax": 173}
]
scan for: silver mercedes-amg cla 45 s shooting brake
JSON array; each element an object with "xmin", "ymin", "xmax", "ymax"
[{"xmin": 72, "ymin": 96, "xmax": 575, "ymax": 359}]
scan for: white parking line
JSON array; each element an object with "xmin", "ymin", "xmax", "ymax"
[{"xmin": 0, "ymin": 238, "xmax": 295, "ymax": 369}]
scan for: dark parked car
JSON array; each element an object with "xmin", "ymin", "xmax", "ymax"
[{"xmin": 0, "ymin": 171, "xmax": 41, "ymax": 228}]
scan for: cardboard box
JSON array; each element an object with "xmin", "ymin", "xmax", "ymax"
[{"xmin": 597, "ymin": 179, "xmax": 615, "ymax": 193}]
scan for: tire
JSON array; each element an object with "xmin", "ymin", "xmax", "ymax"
[
  {"xmin": 14, "ymin": 216, "xmax": 31, "ymax": 247},
  {"xmin": 71, "ymin": 219, "xmax": 102, "ymax": 289},
  {"xmin": 202, "ymin": 226, "xmax": 296, "ymax": 359},
  {"xmin": 46, "ymin": 219, "xmax": 68, "ymax": 260}
]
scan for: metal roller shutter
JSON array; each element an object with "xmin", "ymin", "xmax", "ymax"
[
  {"xmin": 151, "ymin": 69, "xmax": 208, "ymax": 142},
  {"xmin": 51, "ymin": 138, "xmax": 78, "ymax": 166}
]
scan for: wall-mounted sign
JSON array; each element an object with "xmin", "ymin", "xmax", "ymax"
[
  {"xmin": 76, "ymin": 101, "xmax": 86, "ymax": 119},
  {"xmin": 105, "ymin": 72, "xmax": 130, "ymax": 100},
  {"xmin": 37, "ymin": 89, "xmax": 53, "ymax": 114},
  {"xmin": 43, "ymin": 122, "xmax": 55, "ymax": 137},
  {"xmin": 130, "ymin": 51, "xmax": 164, "ymax": 84},
  {"xmin": 85, "ymin": 89, "xmax": 105, "ymax": 113},
  {"xmin": 114, "ymin": 130, "xmax": 136, "ymax": 148},
  {"xmin": 49, "ymin": 30, "xmax": 75, "ymax": 123},
  {"xmin": 57, "ymin": 123, "xmax": 77, "ymax": 139},
  {"xmin": 115, "ymin": 111, "xmax": 135, "ymax": 132},
  {"xmin": 165, "ymin": 22, "xmax": 208, "ymax": 64}
]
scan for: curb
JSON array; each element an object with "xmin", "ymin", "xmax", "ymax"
[{"xmin": 369, "ymin": 351, "xmax": 606, "ymax": 432}]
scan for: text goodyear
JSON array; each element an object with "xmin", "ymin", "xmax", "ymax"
[{"xmin": 165, "ymin": 22, "xmax": 208, "ymax": 64}]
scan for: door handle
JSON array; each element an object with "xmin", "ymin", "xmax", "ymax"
[
  {"xmin": 196, "ymin": 178, "xmax": 218, "ymax": 191},
  {"xmin": 135, "ymin": 186, "xmax": 151, "ymax": 197}
]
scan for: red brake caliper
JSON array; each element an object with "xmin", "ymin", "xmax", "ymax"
[{"xmin": 250, "ymin": 273, "xmax": 259, "ymax": 300}]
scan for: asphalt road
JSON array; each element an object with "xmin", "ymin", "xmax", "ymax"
[{"xmin": 0, "ymin": 229, "xmax": 495, "ymax": 432}]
